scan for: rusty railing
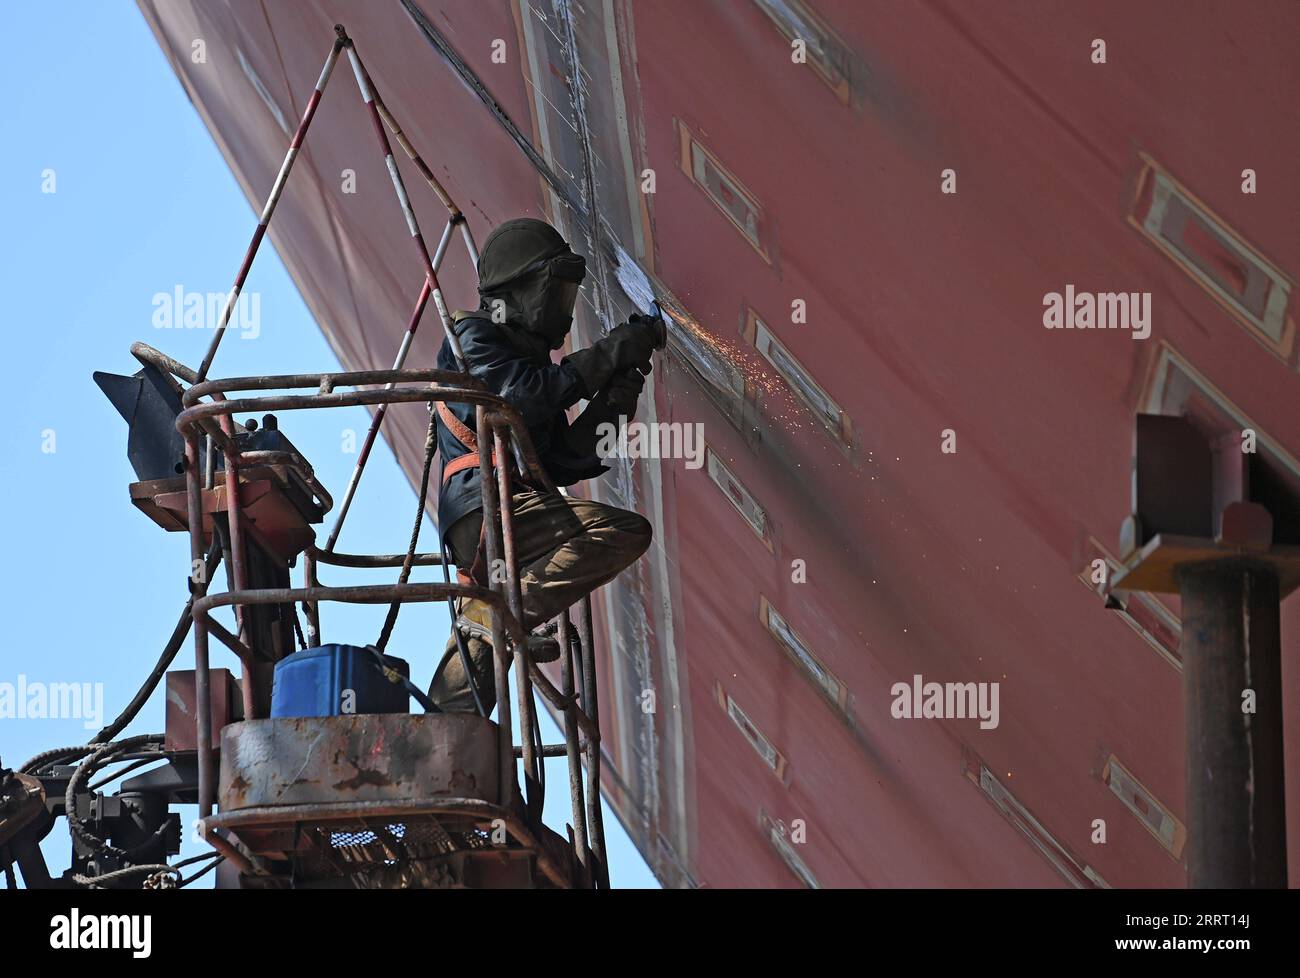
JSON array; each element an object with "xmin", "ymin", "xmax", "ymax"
[
  {"xmin": 124, "ymin": 21, "xmax": 611, "ymax": 886},
  {"xmin": 158, "ymin": 361, "xmax": 607, "ymax": 885}
]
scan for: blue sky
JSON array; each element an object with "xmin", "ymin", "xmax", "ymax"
[{"xmin": 0, "ymin": 1, "xmax": 656, "ymax": 889}]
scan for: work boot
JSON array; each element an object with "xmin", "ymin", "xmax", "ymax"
[
  {"xmin": 453, "ymin": 597, "xmax": 560, "ymax": 663},
  {"xmin": 427, "ymin": 620, "xmax": 563, "ymax": 714},
  {"xmin": 429, "ymin": 630, "xmax": 495, "ymax": 715}
]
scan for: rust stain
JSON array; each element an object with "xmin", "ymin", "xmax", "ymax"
[
  {"xmin": 333, "ymin": 767, "xmax": 393, "ymax": 791},
  {"xmin": 447, "ymin": 768, "xmax": 478, "ymax": 793},
  {"xmin": 226, "ymin": 773, "xmax": 251, "ymax": 801}
]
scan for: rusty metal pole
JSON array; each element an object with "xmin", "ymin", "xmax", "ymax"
[
  {"xmin": 323, "ymin": 221, "xmax": 450, "ymax": 554},
  {"xmin": 579, "ymin": 595, "xmax": 609, "ymax": 885},
  {"xmin": 1176, "ymin": 560, "xmax": 1287, "ymax": 888},
  {"xmin": 322, "ymin": 46, "xmax": 482, "ymax": 552},
  {"xmin": 474, "ymin": 408, "xmax": 514, "ymax": 806},
  {"xmin": 458, "ymin": 221, "xmax": 479, "ymax": 266},
  {"xmin": 557, "ymin": 614, "xmax": 589, "ymax": 870},
  {"xmin": 342, "ymin": 29, "xmax": 466, "ymax": 367},
  {"xmin": 347, "ymin": 35, "xmax": 481, "ymax": 266},
  {"xmin": 222, "ymin": 438, "xmax": 258, "ymax": 721},
  {"xmin": 184, "ymin": 433, "xmax": 214, "ymax": 817},
  {"xmin": 302, "ymin": 549, "xmax": 320, "ymax": 646},
  {"xmin": 494, "ymin": 427, "xmax": 540, "ymax": 802}
]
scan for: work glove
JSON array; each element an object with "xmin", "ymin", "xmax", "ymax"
[
  {"xmin": 604, "ymin": 367, "xmax": 645, "ymax": 418},
  {"xmin": 559, "ymin": 366, "xmax": 645, "ymax": 464},
  {"xmin": 563, "ymin": 315, "xmax": 659, "ymax": 397},
  {"xmin": 600, "ymin": 317, "xmax": 658, "ymax": 374},
  {"xmin": 622, "ymin": 314, "xmax": 665, "ymax": 366}
]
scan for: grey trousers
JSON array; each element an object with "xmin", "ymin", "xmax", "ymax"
[{"xmin": 429, "ymin": 490, "xmax": 652, "ymax": 714}]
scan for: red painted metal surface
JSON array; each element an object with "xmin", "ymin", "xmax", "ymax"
[{"xmin": 136, "ymin": 0, "xmax": 1300, "ymax": 887}]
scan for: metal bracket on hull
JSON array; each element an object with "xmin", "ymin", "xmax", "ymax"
[{"xmin": 1106, "ymin": 412, "xmax": 1299, "ymax": 888}]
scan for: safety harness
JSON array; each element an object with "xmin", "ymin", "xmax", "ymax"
[
  {"xmin": 433, "ymin": 399, "xmax": 491, "ymax": 587},
  {"xmin": 436, "ymin": 315, "xmax": 549, "ymax": 586},
  {"xmin": 436, "ymin": 399, "xmax": 496, "ymax": 484}
]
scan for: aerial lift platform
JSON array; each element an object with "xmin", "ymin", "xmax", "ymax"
[{"xmin": 0, "ymin": 26, "xmax": 609, "ymax": 890}]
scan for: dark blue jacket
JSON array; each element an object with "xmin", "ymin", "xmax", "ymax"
[{"xmin": 435, "ymin": 314, "xmax": 615, "ymax": 532}]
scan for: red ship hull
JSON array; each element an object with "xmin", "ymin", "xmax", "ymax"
[{"xmin": 138, "ymin": 0, "xmax": 1300, "ymax": 887}]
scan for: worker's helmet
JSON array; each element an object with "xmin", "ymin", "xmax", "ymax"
[{"xmin": 476, "ymin": 218, "xmax": 587, "ymax": 349}]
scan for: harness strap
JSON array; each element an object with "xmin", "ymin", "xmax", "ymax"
[
  {"xmin": 436, "ymin": 399, "xmax": 478, "ymax": 451},
  {"xmin": 436, "ymin": 399, "xmax": 487, "ymax": 485},
  {"xmin": 442, "ymin": 449, "xmax": 496, "ymax": 483}
]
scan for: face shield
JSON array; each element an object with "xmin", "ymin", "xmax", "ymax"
[
  {"xmin": 548, "ymin": 278, "xmax": 581, "ymax": 320},
  {"xmin": 532, "ymin": 251, "xmax": 586, "ymax": 348},
  {"xmin": 475, "ymin": 219, "xmax": 587, "ymax": 348}
]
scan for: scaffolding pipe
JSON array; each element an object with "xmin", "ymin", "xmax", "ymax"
[
  {"xmin": 579, "ymin": 595, "xmax": 608, "ymax": 884},
  {"xmin": 323, "ymin": 220, "xmax": 452, "ymax": 553},
  {"xmin": 495, "ymin": 425, "xmax": 540, "ymax": 806},
  {"xmin": 302, "ymin": 549, "xmax": 320, "ymax": 646},
  {"xmin": 340, "ymin": 28, "xmax": 465, "ymax": 367},
  {"xmin": 321, "ymin": 53, "xmax": 481, "ymax": 552},
  {"xmin": 558, "ymin": 614, "xmax": 589, "ymax": 870},
  {"xmin": 221, "ymin": 439, "xmax": 257, "ymax": 721},
  {"xmin": 196, "ymin": 35, "xmax": 344, "ymax": 383},
  {"xmin": 352, "ymin": 41, "xmax": 481, "ymax": 266},
  {"xmin": 370, "ymin": 94, "xmax": 481, "ymax": 265},
  {"xmin": 185, "ymin": 433, "xmax": 215, "ymax": 817},
  {"xmin": 473, "ymin": 407, "xmax": 516, "ymax": 806}
]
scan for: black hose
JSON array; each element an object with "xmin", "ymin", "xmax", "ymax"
[
  {"xmin": 173, "ymin": 850, "xmax": 223, "ymax": 869},
  {"xmin": 20, "ymin": 744, "xmax": 94, "ymax": 775},
  {"xmin": 65, "ymin": 736, "xmax": 171, "ymax": 863},
  {"xmin": 87, "ymin": 756, "xmax": 162, "ymax": 793},
  {"xmin": 90, "ymin": 538, "xmax": 223, "ymax": 745},
  {"xmin": 178, "ymin": 854, "xmax": 224, "ymax": 887}
]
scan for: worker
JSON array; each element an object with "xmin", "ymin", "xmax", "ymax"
[{"xmin": 428, "ymin": 217, "xmax": 659, "ymax": 714}]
